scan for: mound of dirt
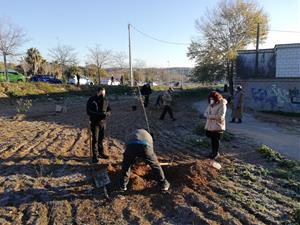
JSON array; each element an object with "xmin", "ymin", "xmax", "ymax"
[
  {"xmin": 163, "ymin": 160, "xmax": 219, "ymax": 187},
  {"xmin": 107, "ymin": 160, "xmax": 219, "ymax": 191}
]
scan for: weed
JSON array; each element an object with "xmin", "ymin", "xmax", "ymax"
[
  {"xmin": 16, "ymin": 98, "xmax": 32, "ymax": 114},
  {"xmin": 294, "ymin": 207, "xmax": 300, "ymax": 224},
  {"xmin": 257, "ymin": 145, "xmax": 283, "ymax": 162},
  {"xmin": 186, "ymin": 137, "xmax": 210, "ymax": 148},
  {"xmin": 222, "ymin": 131, "xmax": 234, "ymax": 141},
  {"xmin": 193, "ymin": 123, "xmax": 206, "ymax": 136}
]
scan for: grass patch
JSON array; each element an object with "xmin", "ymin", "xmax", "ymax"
[
  {"xmin": 193, "ymin": 122, "xmax": 234, "ymax": 142},
  {"xmin": 257, "ymin": 145, "xmax": 284, "ymax": 162},
  {"xmin": 260, "ymin": 110, "xmax": 300, "ymax": 117},
  {"xmin": 258, "ymin": 145, "xmax": 300, "ymax": 182},
  {"xmin": 295, "ymin": 207, "xmax": 300, "ymax": 224},
  {"xmin": 193, "ymin": 123, "xmax": 206, "ymax": 136},
  {"xmin": 173, "ymin": 87, "xmax": 211, "ymax": 100},
  {"xmin": 0, "ymin": 82, "xmax": 134, "ymax": 99}
]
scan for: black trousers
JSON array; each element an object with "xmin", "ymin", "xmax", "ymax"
[
  {"xmin": 90, "ymin": 121, "xmax": 106, "ymax": 159},
  {"xmin": 121, "ymin": 144, "xmax": 166, "ymax": 187},
  {"xmin": 160, "ymin": 105, "xmax": 174, "ymax": 119},
  {"xmin": 143, "ymin": 95, "xmax": 150, "ymax": 107},
  {"xmin": 206, "ymin": 131, "xmax": 223, "ymax": 155}
]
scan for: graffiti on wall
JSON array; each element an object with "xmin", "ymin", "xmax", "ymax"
[
  {"xmin": 251, "ymin": 85, "xmax": 300, "ymax": 111},
  {"xmin": 289, "ymin": 87, "xmax": 300, "ymax": 104}
]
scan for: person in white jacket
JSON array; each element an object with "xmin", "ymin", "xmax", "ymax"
[{"xmin": 204, "ymin": 91, "xmax": 227, "ymax": 159}]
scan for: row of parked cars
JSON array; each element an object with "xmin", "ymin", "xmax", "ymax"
[{"xmin": 0, "ymin": 70, "xmax": 95, "ymax": 85}]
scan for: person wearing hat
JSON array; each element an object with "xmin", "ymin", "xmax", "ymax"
[
  {"xmin": 86, "ymin": 87, "xmax": 111, "ymax": 163},
  {"xmin": 120, "ymin": 128, "xmax": 170, "ymax": 191},
  {"xmin": 159, "ymin": 87, "xmax": 176, "ymax": 121},
  {"xmin": 231, "ymin": 85, "xmax": 244, "ymax": 123}
]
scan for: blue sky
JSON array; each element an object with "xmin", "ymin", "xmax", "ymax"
[{"xmin": 0, "ymin": 0, "xmax": 299, "ymax": 67}]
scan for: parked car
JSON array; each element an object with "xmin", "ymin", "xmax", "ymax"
[
  {"xmin": 30, "ymin": 75, "xmax": 63, "ymax": 84},
  {"xmin": 0, "ymin": 69, "xmax": 26, "ymax": 82},
  {"xmin": 68, "ymin": 75, "xmax": 94, "ymax": 85},
  {"xmin": 100, "ymin": 79, "xmax": 120, "ymax": 86}
]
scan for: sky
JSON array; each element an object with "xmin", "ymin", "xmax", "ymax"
[{"xmin": 0, "ymin": 0, "xmax": 299, "ymax": 68}]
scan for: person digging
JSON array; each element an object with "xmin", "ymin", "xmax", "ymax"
[
  {"xmin": 120, "ymin": 129, "xmax": 170, "ymax": 191},
  {"xmin": 86, "ymin": 87, "xmax": 111, "ymax": 163}
]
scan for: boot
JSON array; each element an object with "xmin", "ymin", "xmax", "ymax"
[
  {"xmin": 209, "ymin": 152, "xmax": 220, "ymax": 160},
  {"xmin": 230, "ymin": 119, "xmax": 235, "ymax": 123},
  {"xmin": 98, "ymin": 146, "xmax": 109, "ymax": 159},
  {"xmin": 92, "ymin": 157, "xmax": 98, "ymax": 163},
  {"xmin": 237, "ymin": 119, "xmax": 242, "ymax": 123}
]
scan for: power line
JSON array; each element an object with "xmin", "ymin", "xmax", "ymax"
[
  {"xmin": 131, "ymin": 24, "xmax": 190, "ymax": 46},
  {"xmin": 269, "ymin": 29, "xmax": 300, "ymax": 34}
]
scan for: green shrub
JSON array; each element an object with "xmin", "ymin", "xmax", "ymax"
[
  {"xmin": 295, "ymin": 207, "xmax": 300, "ymax": 224},
  {"xmin": 257, "ymin": 145, "xmax": 284, "ymax": 162}
]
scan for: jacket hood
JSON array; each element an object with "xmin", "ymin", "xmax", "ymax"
[{"xmin": 220, "ymin": 98, "xmax": 227, "ymax": 105}]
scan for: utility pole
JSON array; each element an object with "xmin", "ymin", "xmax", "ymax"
[
  {"xmin": 255, "ymin": 23, "xmax": 260, "ymax": 76},
  {"xmin": 128, "ymin": 24, "xmax": 133, "ymax": 86}
]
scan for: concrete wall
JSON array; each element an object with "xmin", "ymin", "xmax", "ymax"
[
  {"xmin": 237, "ymin": 43, "xmax": 300, "ymax": 79},
  {"xmin": 236, "ymin": 49, "xmax": 275, "ymax": 78},
  {"xmin": 237, "ymin": 78, "xmax": 300, "ymax": 112},
  {"xmin": 276, "ymin": 44, "xmax": 300, "ymax": 78}
]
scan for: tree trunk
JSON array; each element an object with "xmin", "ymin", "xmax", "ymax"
[
  {"xmin": 97, "ymin": 67, "xmax": 101, "ymax": 85},
  {"xmin": 33, "ymin": 61, "xmax": 37, "ymax": 75},
  {"xmin": 3, "ymin": 54, "xmax": 8, "ymax": 82},
  {"xmin": 229, "ymin": 60, "xmax": 234, "ymax": 95},
  {"xmin": 226, "ymin": 60, "xmax": 234, "ymax": 95}
]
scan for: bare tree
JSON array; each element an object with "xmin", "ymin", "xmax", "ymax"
[
  {"xmin": 88, "ymin": 44, "xmax": 112, "ymax": 84},
  {"xmin": 0, "ymin": 18, "xmax": 26, "ymax": 81},
  {"xmin": 49, "ymin": 43, "xmax": 78, "ymax": 80},
  {"xmin": 134, "ymin": 59, "xmax": 146, "ymax": 69},
  {"xmin": 113, "ymin": 51, "xmax": 128, "ymax": 69},
  {"xmin": 19, "ymin": 56, "xmax": 30, "ymax": 77}
]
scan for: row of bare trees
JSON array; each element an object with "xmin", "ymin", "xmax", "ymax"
[
  {"xmin": 0, "ymin": 17, "xmax": 185, "ymax": 85},
  {"xmin": 0, "ymin": 18, "xmax": 131, "ymax": 83}
]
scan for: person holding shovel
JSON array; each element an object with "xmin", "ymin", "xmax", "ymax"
[
  {"xmin": 120, "ymin": 129, "xmax": 170, "ymax": 191},
  {"xmin": 86, "ymin": 87, "xmax": 111, "ymax": 163},
  {"xmin": 204, "ymin": 91, "xmax": 227, "ymax": 160}
]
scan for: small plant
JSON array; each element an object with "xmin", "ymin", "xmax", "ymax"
[
  {"xmin": 294, "ymin": 207, "xmax": 300, "ymax": 224},
  {"xmin": 257, "ymin": 145, "xmax": 283, "ymax": 162},
  {"xmin": 16, "ymin": 98, "xmax": 32, "ymax": 114},
  {"xmin": 222, "ymin": 131, "xmax": 234, "ymax": 142},
  {"xmin": 193, "ymin": 123, "xmax": 206, "ymax": 136}
]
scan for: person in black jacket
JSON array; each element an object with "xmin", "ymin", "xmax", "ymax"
[
  {"xmin": 140, "ymin": 83, "xmax": 152, "ymax": 107},
  {"xmin": 86, "ymin": 87, "xmax": 111, "ymax": 163}
]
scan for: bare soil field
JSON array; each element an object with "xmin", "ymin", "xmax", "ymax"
[{"xmin": 0, "ymin": 94, "xmax": 299, "ymax": 225}]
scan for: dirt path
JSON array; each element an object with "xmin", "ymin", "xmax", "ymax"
[
  {"xmin": 194, "ymin": 101, "xmax": 300, "ymax": 162},
  {"xmin": 0, "ymin": 95, "xmax": 298, "ymax": 224}
]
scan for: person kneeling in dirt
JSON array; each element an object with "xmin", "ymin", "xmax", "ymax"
[
  {"xmin": 120, "ymin": 129, "xmax": 170, "ymax": 191},
  {"xmin": 204, "ymin": 91, "xmax": 227, "ymax": 160},
  {"xmin": 87, "ymin": 87, "xmax": 111, "ymax": 163}
]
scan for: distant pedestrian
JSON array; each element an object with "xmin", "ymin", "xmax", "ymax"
[
  {"xmin": 204, "ymin": 91, "xmax": 227, "ymax": 160},
  {"xmin": 120, "ymin": 129, "xmax": 170, "ymax": 191},
  {"xmin": 76, "ymin": 74, "xmax": 80, "ymax": 86},
  {"xmin": 230, "ymin": 85, "xmax": 244, "ymax": 123},
  {"xmin": 140, "ymin": 83, "xmax": 152, "ymax": 108},
  {"xmin": 120, "ymin": 75, "xmax": 124, "ymax": 85},
  {"xmin": 86, "ymin": 87, "xmax": 111, "ymax": 163},
  {"xmin": 111, "ymin": 75, "xmax": 114, "ymax": 85},
  {"xmin": 159, "ymin": 87, "xmax": 176, "ymax": 121}
]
